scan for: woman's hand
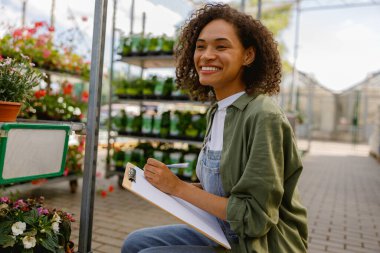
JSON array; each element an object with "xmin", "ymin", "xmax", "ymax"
[{"xmin": 143, "ymin": 158, "xmax": 183, "ymax": 196}]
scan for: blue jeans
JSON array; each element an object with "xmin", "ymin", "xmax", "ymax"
[{"xmin": 121, "ymin": 224, "xmax": 219, "ymax": 253}]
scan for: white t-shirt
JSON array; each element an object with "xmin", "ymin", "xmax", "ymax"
[{"xmin": 207, "ymin": 91, "xmax": 245, "ymax": 151}]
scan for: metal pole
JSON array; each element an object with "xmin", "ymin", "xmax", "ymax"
[
  {"xmin": 240, "ymin": 0, "xmax": 246, "ymax": 12},
  {"xmin": 127, "ymin": 0, "xmax": 135, "ymax": 78},
  {"xmin": 306, "ymin": 78, "xmax": 314, "ymax": 152},
  {"xmin": 78, "ymin": 0, "xmax": 108, "ymax": 252},
  {"xmin": 130, "ymin": 0, "xmax": 135, "ymax": 35},
  {"xmin": 363, "ymin": 84, "xmax": 369, "ymax": 141},
  {"xmin": 289, "ymin": 0, "xmax": 300, "ymax": 111},
  {"xmin": 21, "ymin": 0, "xmax": 27, "ymax": 26},
  {"xmin": 142, "ymin": 12, "xmax": 146, "ymax": 35},
  {"xmin": 106, "ymin": 0, "xmax": 117, "ymax": 178},
  {"xmin": 257, "ymin": 0, "xmax": 262, "ymax": 19},
  {"xmin": 50, "ymin": 0, "xmax": 55, "ymax": 27}
]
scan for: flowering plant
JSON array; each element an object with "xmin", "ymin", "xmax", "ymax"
[
  {"xmin": 19, "ymin": 81, "xmax": 88, "ymax": 122},
  {"xmin": 64, "ymin": 137, "xmax": 85, "ymax": 177},
  {"xmin": 0, "ymin": 56, "xmax": 46, "ymax": 103},
  {"xmin": 0, "ymin": 196, "xmax": 75, "ymax": 253},
  {"xmin": 0, "ymin": 21, "xmax": 90, "ymax": 79}
]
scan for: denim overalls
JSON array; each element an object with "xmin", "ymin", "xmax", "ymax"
[{"xmin": 196, "ymin": 135, "xmax": 239, "ymax": 245}]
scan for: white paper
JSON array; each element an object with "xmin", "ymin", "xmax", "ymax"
[{"xmin": 122, "ymin": 164, "xmax": 231, "ymax": 249}]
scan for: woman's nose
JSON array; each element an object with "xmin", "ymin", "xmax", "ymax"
[{"xmin": 201, "ymin": 48, "xmax": 216, "ymax": 61}]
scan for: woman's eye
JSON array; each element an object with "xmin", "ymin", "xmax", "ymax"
[
  {"xmin": 196, "ymin": 44, "xmax": 205, "ymax": 49},
  {"xmin": 216, "ymin": 45, "xmax": 227, "ymax": 50}
]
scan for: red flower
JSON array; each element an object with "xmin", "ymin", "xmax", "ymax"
[
  {"xmin": 27, "ymin": 28, "xmax": 37, "ymax": 35},
  {"xmin": 34, "ymin": 21, "xmax": 45, "ymax": 28},
  {"xmin": 0, "ymin": 55, "xmax": 3, "ymax": 61},
  {"xmin": 34, "ymin": 90, "xmax": 47, "ymax": 99},
  {"xmin": 81, "ymin": 91, "xmax": 89, "ymax": 102},
  {"xmin": 48, "ymin": 26, "xmax": 55, "ymax": 32},
  {"xmin": 12, "ymin": 28, "xmax": 24, "ymax": 38},
  {"xmin": 108, "ymin": 185, "xmax": 114, "ymax": 192},
  {"xmin": 101, "ymin": 190, "xmax": 107, "ymax": 198},
  {"xmin": 65, "ymin": 213, "xmax": 75, "ymax": 222},
  {"xmin": 63, "ymin": 83, "xmax": 74, "ymax": 95}
]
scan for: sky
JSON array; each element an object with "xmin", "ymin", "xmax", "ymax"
[{"xmin": 1, "ymin": 0, "xmax": 379, "ymax": 92}]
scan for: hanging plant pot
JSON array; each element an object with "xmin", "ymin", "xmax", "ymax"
[{"xmin": 0, "ymin": 101, "xmax": 22, "ymax": 122}]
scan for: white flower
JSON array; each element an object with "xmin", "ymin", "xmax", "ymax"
[
  {"xmin": 73, "ymin": 107, "xmax": 82, "ymax": 116},
  {"xmin": 52, "ymin": 212, "xmax": 61, "ymax": 223},
  {"xmin": 22, "ymin": 236, "xmax": 36, "ymax": 249},
  {"xmin": 12, "ymin": 221, "xmax": 26, "ymax": 236},
  {"xmin": 52, "ymin": 222, "xmax": 60, "ymax": 233}
]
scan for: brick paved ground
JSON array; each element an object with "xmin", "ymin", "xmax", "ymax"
[{"xmin": 3, "ymin": 140, "xmax": 380, "ymax": 253}]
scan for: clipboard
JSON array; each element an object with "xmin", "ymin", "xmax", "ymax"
[{"xmin": 122, "ymin": 162, "xmax": 231, "ymax": 249}]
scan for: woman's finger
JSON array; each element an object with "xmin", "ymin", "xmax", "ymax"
[
  {"xmin": 144, "ymin": 164, "xmax": 158, "ymax": 174},
  {"xmin": 147, "ymin": 158, "xmax": 166, "ymax": 168}
]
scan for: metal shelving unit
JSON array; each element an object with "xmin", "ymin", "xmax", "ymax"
[
  {"xmin": 118, "ymin": 54, "xmax": 175, "ymax": 68},
  {"xmin": 105, "ymin": 1, "xmax": 205, "ymax": 184}
]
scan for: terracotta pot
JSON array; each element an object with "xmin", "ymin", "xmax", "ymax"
[
  {"xmin": 66, "ymin": 241, "xmax": 75, "ymax": 253},
  {"xmin": 0, "ymin": 101, "xmax": 22, "ymax": 122}
]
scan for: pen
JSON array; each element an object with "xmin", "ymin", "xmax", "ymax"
[{"xmin": 166, "ymin": 163, "xmax": 189, "ymax": 168}]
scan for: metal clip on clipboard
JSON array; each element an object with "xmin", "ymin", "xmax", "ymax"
[{"xmin": 128, "ymin": 167, "xmax": 136, "ymax": 182}]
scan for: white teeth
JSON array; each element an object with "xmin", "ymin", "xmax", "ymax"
[{"xmin": 201, "ymin": 66, "xmax": 220, "ymax": 71}]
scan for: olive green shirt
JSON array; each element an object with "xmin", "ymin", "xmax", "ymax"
[{"xmin": 206, "ymin": 93, "xmax": 308, "ymax": 253}]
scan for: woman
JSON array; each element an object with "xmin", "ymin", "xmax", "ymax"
[{"xmin": 122, "ymin": 3, "xmax": 308, "ymax": 253}]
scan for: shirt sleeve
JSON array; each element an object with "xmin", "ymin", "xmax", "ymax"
[{"xmin": 226, "ymin": 112, "xmax": 296, "ymax": 238}]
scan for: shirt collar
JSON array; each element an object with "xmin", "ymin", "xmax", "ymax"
[
  {"xmin": 217, "ymin": 91, "xmax": 245, "ymax": 110},
  {"xmin": 231, "ymin": 92, "xmax": 261, "ymax": 111}
]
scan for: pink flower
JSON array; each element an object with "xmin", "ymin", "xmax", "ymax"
[
  {"xmin": 0, "ymin": 196, "xmax": 10, "ymax": 203},
  {"xmin": 12, "ymin": 28, "xmax": 24, "ymax": 38},
  {"xmin": 14, "ymin": 199, "xmax": 26, "ymax": 208},
  {"xmin": 48, "ymin": 26, "xmax": 55, "ymax": 32},
  {"xmin": 37, "ymin": 207, "xmax": 49, "ymax": 215},
  {"xmin": 43, "ymin": 49, "xmax": 51, "ymax": 59}
]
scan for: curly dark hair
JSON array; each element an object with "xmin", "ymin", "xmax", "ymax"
[{"xmin": 175, "ymin": 3, "xmax": 281, "ymax": 101}]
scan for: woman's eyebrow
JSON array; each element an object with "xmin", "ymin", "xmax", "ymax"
[{"xmin": 196, "ymin": 38, "xmax": 231, "ymax": 43}]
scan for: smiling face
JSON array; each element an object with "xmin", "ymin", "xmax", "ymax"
[{"xmin": 194, "ymin": 19, "xmax": 254, "ymax": 100}]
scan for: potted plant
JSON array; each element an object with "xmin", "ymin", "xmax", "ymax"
[
  {"xmin": 0, "ymin": 55, "xmax": 45, "ymax": 122},
  {"xmin": 0, "ymin": 196, "xmax": 75, "ymax": 252}
]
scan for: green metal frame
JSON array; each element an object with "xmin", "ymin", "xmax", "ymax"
[{"xmin": 0, "ymin": 123, "xmax": 70, "ymax": 185}]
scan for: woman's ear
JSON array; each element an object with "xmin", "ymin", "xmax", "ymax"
[{"xmin": 244, "ymin": 47, "xmax": 255, "ymax": 66}]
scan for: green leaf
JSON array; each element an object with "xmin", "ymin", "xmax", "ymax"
[
  {"xmin": 0, "ymin": 221, "xmax": 13, "ymax": 234},
  {"xmin": 23, "ymin": 209, "xmax": 38, "ymax": 225},
  {"xmin": 40, "ymin": 233, "xmax": 59, "ymax": 252},
  {"xmin": 0, "ymin": 233, "xmax": 16, "ymax": 248}
]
